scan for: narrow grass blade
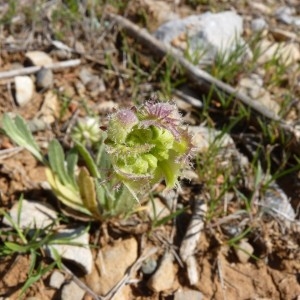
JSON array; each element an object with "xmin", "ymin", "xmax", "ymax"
[
  {"xmin": 20, "ymin": 261, "xmax": 57, "ymax": 297},
  {"xmin": 4, "ymin": 242, "xmax": 28, "ymax": 253}
]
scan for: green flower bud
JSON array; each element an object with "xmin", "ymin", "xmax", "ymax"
[
  {"xmin": 107, "ymin": 109, "xmax": 138, "ymax": 144},
  {"xmin": 71, "ymin": 117, "xmax": 101, "ymax": 146}
]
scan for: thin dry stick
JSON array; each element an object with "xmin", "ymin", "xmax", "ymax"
[
  {"xmin": 0, "ymin": 59, "xmax": 81, "ymax": 80},
  {"xmin": 106, "ymin": 13, "xmax": 295, "ymax": 134},
  {"xmin": 179, "ymin": 198, "xmax": 207, "ymax": 285},
  {"xmin": 0, "ymin": 147, "xmax": 24, "ymax": 162},
  {"xmin": 217, "ymin": 257, "xmax": 227, "ymax": 300}
]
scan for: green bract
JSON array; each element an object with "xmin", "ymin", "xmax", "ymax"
[{"xmin": 106, "ymin": 101, "xmax": 191, "ymax": 193}]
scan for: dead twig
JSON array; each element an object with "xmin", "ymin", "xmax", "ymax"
[
  {"xmin": 179, "ymin": 198, "xmax": 207, "ymax": 285},
  {"xmin": 0, "ymin": 59, "xmax": 81, "ymax": 80},
  {"xmin": 0, "ymin": 147, "xmax": 24, "ymax": 162}
]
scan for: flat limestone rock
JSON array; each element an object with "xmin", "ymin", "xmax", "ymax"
[
  {"xmin": 154, "ymin": 11, "xmax": 247, "ymax": 64},
  {"xmin": 257, "ymin": 40, "xmax": 300, "ymax": 66},
  {"xmin": 44, "ymin": 227, "xmax": 93, "ymax": 274},
  {"xmin": 188, "ymin": 125, "xmax": 235, "ymax": 153},
  {"xmin": 174, "ymin": 289, "xmax": 203, "ymax": 300},
  {"xmin": 49, "ymin": 270, "xmax": 65, "ymax": 289},
  {"xmin": 25, "ymin": 51, "xmax": 53, "ymax": 66},
  {"xmin": 237, "ymin": 75, "xmax": 280, "ymax": 115},
  {"xmin": 2, "ymin": 199, "xmax": 58, "ymax": 229}
]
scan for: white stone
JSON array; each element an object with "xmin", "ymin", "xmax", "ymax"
[
  {"xmin": 235, "ymin": 239, "xmax": 254, "ymax": 263},
  {"xmin": 2, "ymin": 199, "xmax": 58, "ymax": 229},
  {"xmin": 25, "ymin": 51, "xmax": 53, "ymax": 66},
  {"xmin": 251, "ymin": 18, "xmax": 268, "ymax": 32},
  {"xmin": 174, "ymin": 289, "xmax": 203, "ymax": 300},
  {"xmin": 188, "ymin": 126, "xmax": 235, "ymax": 153},
  {"xmin": 61, "ymin": 280, "xmax": 85, "ymax": 300},
  {"xmin": 258, "ymin": 40, "xmax": 300, "ymax": 66},
  {"xmin": 49, "ymin": 270, "xmax": 65, "ymax": 289},
  {"xmin": 147, "ymin": 252, "xmax": 176, "ymax": 292},
  {"xmin": 275, "ymin": 6, "xmax": 300, "ymax": 27},
  {"xmin": 14, "ymin": 75, "xmax": 34, "ymax": 106},
  {"xmin": 238, "ymin": 75, "xmax": 280, "ymax": 115},
  {"xmin": 44, "ymin": 227, "xmax": 93, "ymax": 274},
  {"xmin": 154, "ymin": 11, "xmax": 247, "ymax": 64}
]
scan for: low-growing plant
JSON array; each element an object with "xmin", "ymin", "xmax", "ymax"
[
  {"xmin": 2, "ymin": 101, "xmax": 192, "ymax": 220},
  {"xmin": 0, "ymin": 197, "xmax": 92, "ymax": 297},
  {"xmin": 0, "ymin": 198, "xmax": 58, "ymax": 297},
  {"xmin": 209, "ymin": 40, "xmax": 249, "ymax": 84}
]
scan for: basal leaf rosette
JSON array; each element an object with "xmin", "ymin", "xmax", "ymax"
[{"xmin": 105, "ymin": 101, "xmax": 191, "ymax": 197}]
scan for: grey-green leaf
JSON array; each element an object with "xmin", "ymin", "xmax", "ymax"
[
  {"xmin": 48, "ymin": 139, "xmax": 71, "ymax": 186},
  {"xmin": 66, "ymin": 148, "xmax": 78, "ymax": 187},
  {"xmin": 2, "ymin": 114, "xmax": 44, "ymax": 162}
]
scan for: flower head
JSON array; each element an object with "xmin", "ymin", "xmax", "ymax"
[{"xmin": 105, "ymin": 101, "xmax": 191, "ymax": 194}]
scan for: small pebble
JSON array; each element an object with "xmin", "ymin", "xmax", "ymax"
[
  {"xmin": 61, "ymin": 281, "xmax": 85, "ymax": 300},
  {"xmin": 79, "ymin": 68, "xmax": 93, "ymax": 85},
  {"xmin": 235, "ymin": 239, "xmax": 254, "ymax": 263},
  {"xmin": 2, "ymin": 199, "xmax": 58, "ymax": 229},
  {"xmin": 14, "ymin": 75, "xmax": 34, "ymax": 106},
  {"xmin": 174, "ymin": 289, "xmax": 203, "ymax": 300},
  {"xmin": 44, "ymin": 227, "xmax": 93, "ymax": 274},
  {"xmin": 251, "ymin": 18, "xmax": 267, "ymax": 32},
  {"xmin": 49, "ymin": 270, "xmax": 65, "ymax": 289},
  {"xmin": 25, "ymin": 51, "xmax": 53, "ymax": 66},
  {"xmin": 141, "ymin": 258, "xmax": 157, "ymax": 275},
  {"xmin": 36, "ymin": 68, "xmax": 53, "ymax": 90}
]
